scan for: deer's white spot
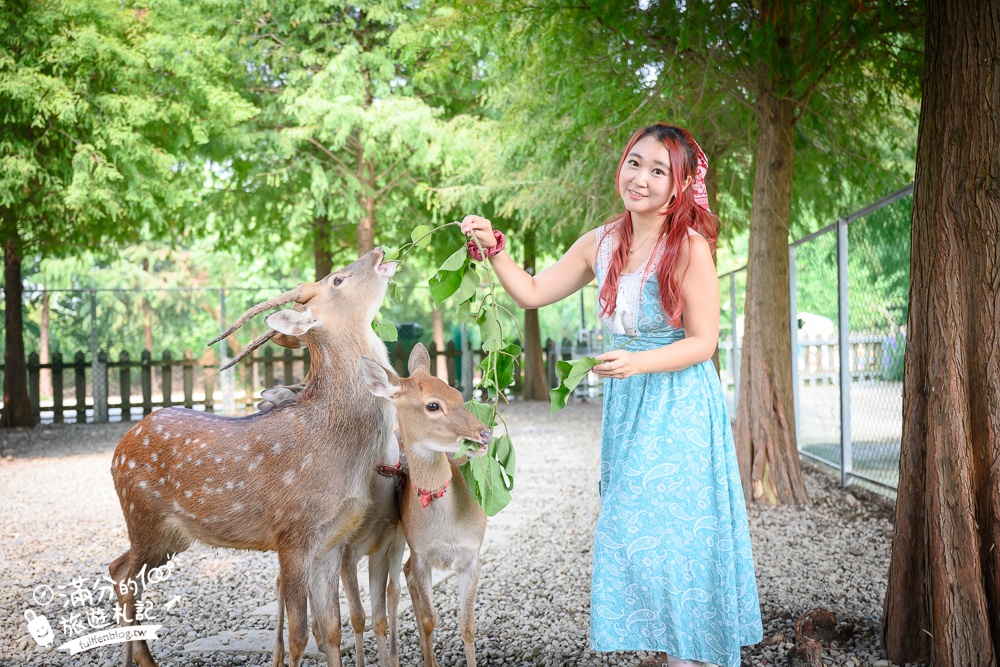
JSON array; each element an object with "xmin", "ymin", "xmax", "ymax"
[
  {"xmin": 158, "ymin": 477, "xmax": 165, "ymax": 485},
  {"xmin": 232, "ymin": 501, "xmax": 244, "ymax": 513},
  {"xmin": 226, "ymin": 481, "xmax": 234, "ymax": 490},
  {"xmin": 184, "ymin": 490, "xmax": 192, "ymax": 498},
  {"xmin": 283, "ymin": 470, "xmax": 295, "ymax": 485},
  {"xmin": 214, "ymin": 456, "xmax": 223, "ymax": 464},
  {"xmin": 136, "ymin": 426, "xmax": 143, "ymax": 436},
  {"xmin": 129, "ymin": 502, "xmax": 135, "ymax": 512},
  {"xmin": 142, "ymin": 436, "xmax": 150, "ymax": 448},
  {"xmin": 300, "ymin": 453, "xmax": 314, "ymax": 470},
  {"xmin": 138, "ymin": 481, "xmax": 148, "ymax": 489},
  {"xmin": 205, "ymin": 477, "xmax": 214, "ymax": 483},
  {"xmin": 248, "ymin": 454, "xmax": 265, "ymax": 472},
  {"xmin": 192, "ymin": 438, "xmax": 199, "ymax": 444},
  {"xmin": 151, "ymin": 452, "xmax": 158, "ymax": 462},
  {"xmin": 127, "ymin": 460, "xmax": 136, "ymax": 469},
  {"xmin": 272, "ymin": 442, "xmax": 282, "ymax": 455},
  {"xmin": 164, "ymin": 431, "xmax": 171, "ymax": 439},
  {"xmin": 200, "ymin": 443, "xmax": 207, "ymax": 449},
  {"xmin": 156, "ymin": 425, "xmax": 163, "ymax": 433}
]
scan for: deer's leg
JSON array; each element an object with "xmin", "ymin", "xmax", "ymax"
[
  {"xmin": 271, "ymin": 574, "xmax": 285, "ymax": 667},
  {"xmin": 310, "ymin": 546, "xmax": 345, "ymax": 667},
  {"xmin": 340, "ymin": 545, "xmax": 367, "ymax": 667},
  {"xmin": 111, "ymin": 547, "xmax": 171, "ymax": 667},
  {"xmin": 367, "ymin": 547, "xmax": 391, "ymax": 667},
  {"xmin": 385, "ymin": 530, "xmax": 405, "ymax": 667},
  {"xmin": 406, "ymin": 555, "xmax": 439, "ymax": 667},
  {"xmin": 456, "ymin": 558, "xmax": 481, "ymax": 667},
  {"xmin": 278, "ymin": 549, "xmax": 312, "ymax": 667}
]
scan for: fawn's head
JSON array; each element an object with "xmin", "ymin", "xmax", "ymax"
[
  {"xmin": 360, "ymin": 343, "xmax": 492, "ymax": 457},
  {"xmin": 212, "ymin": 248, "xmax": 397, "ymax": 365}
]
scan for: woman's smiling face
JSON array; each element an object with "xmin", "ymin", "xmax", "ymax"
[{"xmin": 617, "ymin": 135, "xmax": 679, "ymax": 220}]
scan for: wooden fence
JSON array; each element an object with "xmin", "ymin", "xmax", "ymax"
[{"xmin": 11, "ymin": 338, "xmax": 594, "ymax": 424}]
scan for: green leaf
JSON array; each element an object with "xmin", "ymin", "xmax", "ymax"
[
  {"xmin": 453, "ymin": 266, "xmax": 480, "ymax": 305},
  {"xmin": 492, "ymin": 434, "xmax": 516, "ymax": 489},
  {"xmin": 372, "ymin": 319, "xmax": 398, "ymax": 342},
  {"xmin": 411, "ymin": 225, "xmax": 433, "ymax": 247},
  {"xmin": 439, "ymin": 246, "xmax": 467, "ymax": 272},
  {"xmin": 549, "ymin": 356, "xmax": 600, "ymax": 413},
  {"xmin": 428, "ymin": 269, "xmax": 463, "ymax": 306},
  {"xmin": 386, "ymin": 282, "xmax": 401, "ymax": 304},
  {"xmin": 461, "ymin": 455, "xmax": 511, "ymax": 516},
  {"xmin": 479, "ymin": 315, "xmax": 503, "ymax": 353},
  {"xmin": 464, "ymin": 399, "xmax": 495, "ymax": 428},
  {"xmin": 383, "ymin": 247, "xmax": 402, "ymax": 261}
]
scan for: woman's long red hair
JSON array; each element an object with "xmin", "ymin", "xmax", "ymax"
[{"xmin": 598, "ymin": 124, "xmax": 718, "ymax": 328}]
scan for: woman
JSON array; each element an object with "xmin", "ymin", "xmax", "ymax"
[{"xmin": 461, "ymin": 123, "xmax": 762, "ymax": 667}]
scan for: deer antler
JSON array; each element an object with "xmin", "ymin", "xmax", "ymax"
[
  {"xmin": 219, "ymin": 329, "xmax": 278, "ymax": 371},
  {"xmin": 208, "ymin": 286, "xmax": 303, "ymax": 346}
]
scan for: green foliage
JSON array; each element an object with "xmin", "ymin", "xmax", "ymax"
[
  {"xmin": 0, "ymin": 0, "xmax": 255, "ymax": 252},
  {"xmin": 392, "ymin": 223, "xmax": 519, "ymax": 516},
  {"xmin": 549, "ymin": 356, "xmax": 600, "ymax": 414}
]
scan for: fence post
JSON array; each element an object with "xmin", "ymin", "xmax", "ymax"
[
  {"xmin": 53, "ymin": 352, "xmax": 64, "ymax": 423},
  {"xmin": 460, "ymin": 323, "xmax": 473, "ymax": 400},
  {"xmin": 837, "ymin": 217, "xmax": 853, "ymax": 487},
  {"xmin": 283, "ymin": 347, "xmax": 294, "ymax": 386},
  {"xmin": 74, "ymin": 350, "xmax": 87, "ymax": 423},
  {"xmin": 141, "ymin": 350, "xmax": 153, "ymax": 415},
  {"xmin": 220, "ymin": 288, "xmax": 235, "ymax": 415},
  {"xmin": 94, "ymin": 350, "xmax": 109, "ymax": 423},
  {"xmin": 183, "ymin": 350, "xmax": 194, "ymax": 409},
  {"xmin": 120, "ymin": 351, "xmax": 132, "ymax": 422},
  {"xmin": 262, "ymin": 346, "xmax": 275, "ymax": 388},
  {"xmin": 730, "ymin": 273, "xmax": 740, "ymax": 409},
  {"xmin": 28, "ymin": 352, "xmax": 40, "ymax": 423},
  {"xmin": 204, "ymin": 354, "xmax": 215, "ymax": 414},
  {"xmin": 162, "ymin": 350, "xmax": 173, "ymax": 408},
  {"xmin": 90, "ymin": 290, "xmax": 109, "ymax": 422},
  {"xmin": 789, "ymin": 246, "xmax": 801, "ymax": 451}
]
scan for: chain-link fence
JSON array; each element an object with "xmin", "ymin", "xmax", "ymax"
[{"xmin": 719, "ymin": 184, "xmax": 913, "ymax": 496}]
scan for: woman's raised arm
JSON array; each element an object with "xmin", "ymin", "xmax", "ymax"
[{"xmin": 461, "ymin": 215, "xmax": 597, "ymax": 309}]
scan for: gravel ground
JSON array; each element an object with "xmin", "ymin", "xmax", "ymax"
[{"xmin": 0, "ymin": 400, "xmax": 922, "ymax": 667}]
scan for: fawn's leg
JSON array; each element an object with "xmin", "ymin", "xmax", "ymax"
[{"xmin": 456, "ymin": 557, "xmax": 480, "ymax": 667}]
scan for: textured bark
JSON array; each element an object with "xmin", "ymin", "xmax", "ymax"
[
  {"xmin": 356, "ymin": 155, "xmax": 376, "ymax": 255},
  {"xmin": 313, "ymin": 215, "xmax": 332, "ymax": 279},
  {"xmin": 883, "ymin": 0, "xmax": 1000, "ymax": 662},
  {"xmin": 431, "ymin": 307, "xmax": 448, "ymax": 383},
  {"xmin": 521, "ymin": 231, "xmax": 548, "ymax": 401},
  {"xmin": 1, "ymin": 214, "xmax": 34, "ymax": 427},
  {"xmin": 733, "ymin": 87, "xmax": 808, "ymax": 505}
]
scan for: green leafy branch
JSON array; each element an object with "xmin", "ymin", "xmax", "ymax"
[{"xmin": 382, "ymin": 223, "xmax": 520, "ymax": 516}]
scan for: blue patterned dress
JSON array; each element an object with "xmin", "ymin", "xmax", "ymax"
[{"xmin": 589, "ymin": 227, "xmax": 763, "ymax": 666}]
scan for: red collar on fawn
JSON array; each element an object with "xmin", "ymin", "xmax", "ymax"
[
  {"xmin": 375, "ymin": 461, "xmax": 405, "ymax": 478},
  {"xmin": 414, "ymin": 479, "xmax": 451, "ymax": 508}
]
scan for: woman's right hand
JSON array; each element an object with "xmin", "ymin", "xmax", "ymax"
[{"xmin": 460, "ymin": 215, "xmax": 499, "ymax": 249}]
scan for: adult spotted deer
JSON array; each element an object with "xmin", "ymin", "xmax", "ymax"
[
  {"xmin": 109, "ymin": 248, "xmax": 397, "ymax": 667},
  {"xmin": 359, "ymin": 343, "xmax": 492, "ymax": 667}
]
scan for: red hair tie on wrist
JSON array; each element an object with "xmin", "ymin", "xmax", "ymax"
[{"xmin": 467, "ymin": 230, "xmax": 506, "ymax": 261}]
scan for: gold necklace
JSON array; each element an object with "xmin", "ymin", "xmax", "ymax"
[{"xmin": 628, "ymin": 231, "xmax": 658, "ymax": 256}]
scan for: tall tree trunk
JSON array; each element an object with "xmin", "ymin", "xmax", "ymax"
[
  {"xmin": 1, "ymin": 214, "xmax": 34, "ymax": 427},
  {"xmin": 40, "ymin": 290, "xmax": 52, "ymax": 398},
  {"xmin": 431, "ymin": 307, "xmax": 448, "ymax": 383},
  {"xmin": 521, "ymin": 231, "xmax": 548, "ymax": 401},
  {"xmin": 314, "ymin": 215, "xmax": 332, "ymax": 279},
  {"xmin": 357, "ymin": 155, "xmax": 376, "ymax": 255},
  {"xmin": 733, "ymin": 87, "xmax": 808, "ymax": 506},
  {"xmin": 883, "ymin": 0, "xmax": 1000, "ymax": 662}
]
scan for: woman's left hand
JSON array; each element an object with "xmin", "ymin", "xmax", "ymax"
[{"xmin": 593, "ymin": 350, "xmax": 642, "ymax": 379}]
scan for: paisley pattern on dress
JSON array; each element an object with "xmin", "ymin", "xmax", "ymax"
[{"xmin": 590, "ymin": 226, "xmax": 763, "ymax": 666}]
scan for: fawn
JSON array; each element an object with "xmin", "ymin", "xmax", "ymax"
[
  {"xmin": 109, "ymin": 248, "xmax": 397, "ymax": 667},
  {"xmin": 360, "ymin": 343, "xmax": 492, "ymax": 667}
]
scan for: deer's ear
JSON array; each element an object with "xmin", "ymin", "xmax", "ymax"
[
  {"xmin": 407, "ymin": 342, "xmax": 431, "ymax": 376},
  {"xmin": 359, "ymin": 357, "xmax": 400, "ymax": 399},
  {"xmin": 265, "ymin": 308, "xmax": 322, "ymax": 336},
  {"xmin": 271, "ymin": 332, "xmax": 305, "ymax": 349},
  {"xmin": 260, "ymin": 386, "xmax": 301, "ymax": 405}
]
